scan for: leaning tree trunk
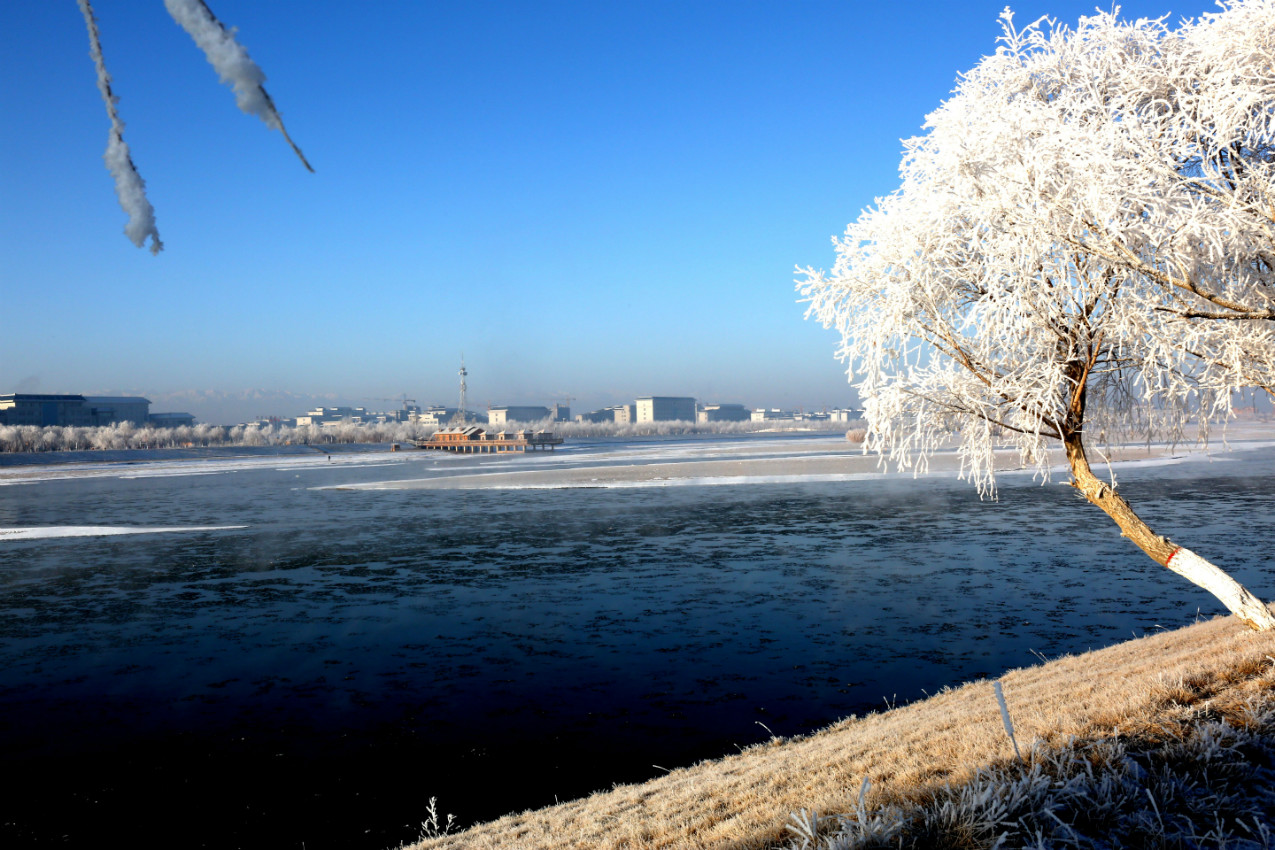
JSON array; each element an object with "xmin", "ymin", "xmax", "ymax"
[{"xmin": 1062, "ymin": 431, "xmax": 1275, "ymax": 631}]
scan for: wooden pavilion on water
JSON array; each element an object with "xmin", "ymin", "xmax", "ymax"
[{"xmin": 411, "ymin": 426, "xmax": 564, "ymax": 454}]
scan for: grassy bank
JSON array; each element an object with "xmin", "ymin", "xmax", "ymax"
[{"xmin": 406, "ymin": 613, "xmax": 1275, "ymax": 849}]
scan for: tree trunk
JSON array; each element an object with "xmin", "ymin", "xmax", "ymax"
[{"xmin": 1062, "ymin": 431, "xmax": 1275, "ymax": 631}]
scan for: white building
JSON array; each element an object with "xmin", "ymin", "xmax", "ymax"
[
  {"xmin": 295, "ymin": 407, "xmax": 369, "ymax": 427},
  {"xmin": 751, "ymin": 408, "xmax": 793, "ymax": 422},
  {"xmin": 488, "ymin": 406, "xmax": 551, "ymax": 426},
  {"xmin": 635, "ymin": 397, "xmax": 696, "ymax": 423},
  {"xmin": 410, "ymin": 406, "xmax": 464, "ymax": 428}
]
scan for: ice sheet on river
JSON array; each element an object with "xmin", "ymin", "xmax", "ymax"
[
  {"xmin": 334, "ymin": 440, "xmax": 1269, "ymax": 491},
  {"xmin": 0, "ymin": 525, "xmax": 246, "ymax": 540},
  {"xmin": 0, "ymin": 450, "xmax": 428, "ymax": 486},
  {"xmin": 3, "ymin": 431, "xmax": 1272, "ymax": 493}
]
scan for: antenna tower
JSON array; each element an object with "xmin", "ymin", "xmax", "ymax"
[{"xmin": 456, "ymin": 355, "xmax": 468, "ymax": 426}]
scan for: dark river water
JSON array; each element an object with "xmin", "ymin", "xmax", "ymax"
[{"xmin": 2, "ymin": 436, "xmax": 1272, "ymax": 849}]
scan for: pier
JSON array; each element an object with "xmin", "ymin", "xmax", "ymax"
[{"xmin": 411, "ymin": 426, "xmax": 563, "ymax": 454}]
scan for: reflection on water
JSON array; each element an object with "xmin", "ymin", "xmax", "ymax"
[{"xmin": 1, "ymin": 438, "xmax": 1272, "ymax": 848}]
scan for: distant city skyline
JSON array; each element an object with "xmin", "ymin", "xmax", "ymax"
[
  {"xmin": 1, "ymin": 378, "xmax": 855, "ymax": 426},
  {"xmin": 2, "ymin": 1, "xmax": 1212, "ymax": 423}
]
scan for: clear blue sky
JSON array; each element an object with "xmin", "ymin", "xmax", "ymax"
[{"xmin": 1, "ymin": 0, "xmax": 1210, "ymax": 423}]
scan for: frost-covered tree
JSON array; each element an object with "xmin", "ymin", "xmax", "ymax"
[{"xmin": 799, "ymin": 1, "xmax": 1275, "ymax": 630}]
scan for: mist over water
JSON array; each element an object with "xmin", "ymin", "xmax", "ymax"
[{"xmin": 1, "ymin": 436, "xmax": 1272, "ymax": 849}]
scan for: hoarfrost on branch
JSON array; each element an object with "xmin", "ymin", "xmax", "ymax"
[
  {"xmin": 77, "ymin": 0, "xmax": 163, "ymax": 254},
  {"xmin": 163, "ymin": 0, "xmax": 313, "ymax": 172},
  {"xmin": 76, "ymin": 0, "xmax": 312, "ymax": 254},
  {"xmin": 799, "ymin": 0, "xmax": 1275, "ymax": 495}
]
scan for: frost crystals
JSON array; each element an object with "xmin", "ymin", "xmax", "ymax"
[
  {"xmin": 164, "ymin": 0, "xmax": 313, "ymax": 172},
  {"xmin": 78, "ymin": 0, "xmax": 163, "ymax": 254}
]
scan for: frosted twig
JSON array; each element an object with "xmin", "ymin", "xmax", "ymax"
[
  {"xmin": 1092, "ymin": 443, "xmax": 1118, "ymax": 491},
  {"xmin": 77, "ymin": 0, "xmax": 163, "ymax": 254},
  {"xmin": 164, "ymin": 0, "xmax": 313, "ymax": 172},
  {"xmin": 994, "ymin": 681, "xmax": 1023, "ymax": 761}
]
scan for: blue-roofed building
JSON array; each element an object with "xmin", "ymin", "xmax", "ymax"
[
  {"xmin": 0, "ymin": 394, "xmax": 94, "ymax": 427},
  {"xmin": 0, "ymin": 393, "xmax": 151, "ymax": 427}
]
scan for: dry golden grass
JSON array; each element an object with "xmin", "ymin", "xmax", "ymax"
[{"xmin": 406, "ymin": 613, "xmax": 1275, "ymax": 850}]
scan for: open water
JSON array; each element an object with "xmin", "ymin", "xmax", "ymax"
[{"xmin": 2, "ymin": 435, "xmax": 1273, "ymax": 848}]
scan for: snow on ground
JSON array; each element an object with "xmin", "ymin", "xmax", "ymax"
[
  {"xmin": 331, "ymin": 438, "xmax": 1275, "ymax": 491},
  {"xmin": 0, "ymin": 449, "xmax": 433, "ymax": 486},
  {"xmin": 0, "ymin": 526, "xmax": 246, "ymax": 540},
  {"xmin": 4, "ymin": 426, "xmax": 1275, "ymax": 492},
  {"xmin": 334, "ymin": 435, "xmax": 1275, "ymax": 491}
]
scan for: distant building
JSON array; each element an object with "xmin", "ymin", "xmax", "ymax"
[
  {"xmin": 830, "ymin": 408, "xmax": 864, "ymax": 423},
  {"xmin": 575, "ymin": 408, "xmax": 613, "ymax": 424},
  {"xmin": 636, "ymin": 397, "xmax": 696, "ymax": 423},
  {"xmin": 410, "ymin": 406, "xmax": 452, "ymax": 428},
  {"xmin": 389, "ymin": 404, "xmax": 421, "ymax": 423},
  {"xmin": 697, "ymin": 403, "xmax": 750, "ymax": 423},
  {"xmin": 0, "ymin": 394, "xmax": 95, "ymax": 427},
  {"xmin": 549, "ymin": 404, "xmax": 571, "ymax": 422},
  {"xmin": 295, "ymin": 406, "xmax": 369, "ymax": 426},
  {"xmin": 414, "ymin": 426, "xmax": 563, "ymax": 454},
  {"xmin": 0, "ymin": 393, "xmax": 152, "ymax": 427},
  {"xmin": 488, "ymin": 405, "xmax": 551, "ymax": 426},
  {"xmin": 426, "ymin": 425, "xmax": 487, "ymax": 447},
  {"xmin": 751, "ymin": 408, "xmax": 793, "ymax": 422},
  {"xmin": 85, "ymin": 396, "xmax": 151, "ymax": 426},
  {"xmin": 577, "ymin": 406, "xmax": 634, "ymax": 423},
  {"xmin": 149, "ymin": 412, "xmax": 196, "ymax": 428}
]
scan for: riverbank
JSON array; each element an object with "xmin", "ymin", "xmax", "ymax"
[
  {"xmin": 408, "ymin": 612, "xmax": 1275, "ymax": 849},
  {"xmin": 341, "ymin": 433, "xmax": 1275, "ymax": 491},
  {"xmin": 5, "ymin": 427, "xmax": 1275, "ymax": 847}
]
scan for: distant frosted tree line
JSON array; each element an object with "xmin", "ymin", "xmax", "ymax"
[
  {"xmin": 0, "ymin": 421, "xmax": 419, "ymax": 453},
  {"xmin": 0, "ymin": 417, "xmax": 845, "ymax": 454}
]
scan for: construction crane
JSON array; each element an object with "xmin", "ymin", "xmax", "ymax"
[{"xmin": 368, "ymin": 395, "xmax": 418, "ymax": 412}]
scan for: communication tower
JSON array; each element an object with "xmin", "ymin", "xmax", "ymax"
[{"xmin": 454, "ymin": 356, "xmax": 468, "ymax": 426}]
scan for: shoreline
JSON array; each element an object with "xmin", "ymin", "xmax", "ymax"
[
  {"xmin": 338, "ymin": 436, "xmax": 1275, "ymax": 492},
  {"xmin": 408, "ymin": 613, "xmax": 1275, "ymax": 849},
  {"xmin": 4, "ymin": 424, "xmax": 1275, "ymax": 489},
  {"xmin": 4, "ymin": 426, "xmax": 1275, "ymax": 844},
  {"xmin": 389, "ymin": 423, "xmax": 1275, "ymax": 847}
]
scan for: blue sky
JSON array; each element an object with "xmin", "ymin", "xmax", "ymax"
[{"xmin": 1, "ymin": 0, "xmax": 1213, "ymax": 423}]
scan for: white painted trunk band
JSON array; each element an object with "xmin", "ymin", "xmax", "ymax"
[{"xmin": 1166, "ymin": 546, "xmax": 1275, "ymax": 629}]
